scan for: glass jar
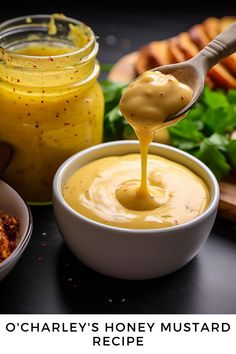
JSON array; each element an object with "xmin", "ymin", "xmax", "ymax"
[{"xmin": 0, "ymin": 15, "xmax": 104, "ymax": 204}]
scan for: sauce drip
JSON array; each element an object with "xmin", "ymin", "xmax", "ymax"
[{"xmin": 118, "ymin": 70, "xmax": 193, "ymax": 211}]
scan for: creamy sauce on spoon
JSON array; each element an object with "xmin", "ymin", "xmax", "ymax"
[
  {"xmin": 118, "ymin": 70, "xmax": 193, "ymax": 211},
  {"xmin": 63, "ymin": 70, "xmax": 210, "ymax": 229}
]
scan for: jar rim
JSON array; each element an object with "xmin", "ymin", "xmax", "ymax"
[
  {"xmin": 0, "ymin": 14, "xmax": 96, "ymax": 61},
  {"xmin": 0, "ymin": 14, "xmax": 100, "ymax": 88}
]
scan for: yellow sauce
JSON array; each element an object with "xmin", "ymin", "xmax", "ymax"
[
  {"xmin": 63, "ymin": 154, "xmax": 209, "ymax": 229},
  {"xmin": 119, "ymin": 70, "xmax": 193, "ymax": 210},
  {"xmin": 63, "ymin": 70, "xmax": 210, "ymax": 229},
  {"xmin": 16, "ymin": 45, "xmax": 74, "ymax": 56},
  {"xmin": 48, "ymin": 13, "xmax": 65, "ymax": 35},
  {"xmin": 0, "ymin": 18, "xmax": 104, "ymax": 203}
]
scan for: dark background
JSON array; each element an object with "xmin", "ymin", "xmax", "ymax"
[
  {"xmin": 0, "ymin": 1, "xmax": 235, "ymax": 314},
  {"xmin": 1, "ymin": 0, "xmax": 236, "ymax": 65}
]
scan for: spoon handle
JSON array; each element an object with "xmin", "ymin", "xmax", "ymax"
[{"xmin": 191, "ymin": 21, "xmax": 236, "ymax": 73}]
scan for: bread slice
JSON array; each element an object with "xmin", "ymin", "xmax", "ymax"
[
  {"xmin": 135, "ymin": 40, "xmax": 174, "ymax": 75},
  {"xmin": 204, "ymin": 17, "xmax": 236, "ymax": 75},
  {"xmin": 177, "ymin": 32, "xmax": 199, "ymax": 57},
  {"xmin": 203, "ymin": 17, "xmax": 220, "ymax": 39},
  {"xmin": 147, "ymin": 40, "xmax": 174, "ymax": 66},
  {"xmin": 135, "ymin": 17, "xmax": 236, "ymax": 89},
  {"xmin": 176, "ymin": 32, "xmax": 215, "ymax": 88},
  {"xmin": 135, "ymin": 45, "xmax": 154, "ymax": 74},
  {"xmin": 220, "ymin": 16, "xmax": 236, "ymax": 31},
  {"xmin": 219, "ymin": 17, "xmax": 236, "ymax": 75},
  {"xmin": 189, "ymin": 24, "xmax": 236, "ymax": 88},
  {"xmin": 168, "ymin": 38, "xmax": 185, "ymax": 62}
]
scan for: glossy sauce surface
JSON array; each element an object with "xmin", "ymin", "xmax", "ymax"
[{"xmin": 63, "ymin": 153, "xmax": 209, "ymax": 229}]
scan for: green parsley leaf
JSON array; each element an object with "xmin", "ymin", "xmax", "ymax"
[
  {"xmin": 208, "ymin": 133, "xmax": 229, "ymax": 152},
  {"xmin": 104, "ymin": 106, "xmax": 124, "ymax": 141},
  {"xmin": 202, "ymin": 106, "xmax": 236, "ymax": 134},
  {"xmin": 100, "ymin": 63, "xmax": 113, "ymax": 72},
  {"xmin": 227, "ymin": 89, "xmax": 236, "ymax": 105},
  {"xmin": 100, "ymin": 80, "xmax": 127, "ymax": 114},
  {"xmin": 195, "ymin": 138, "xmax": 230, "ymax": 180},
  {"xmin": 122, "ymin": 123, "xmax": 136, "ymax": 140},
  {"xmin": 169, "ymin": 118, "xmax": 204, "ymax": 152},
  {"xmin": 226, "ymin": 139, "xmax": 236, "ymax": 169},
  {"xmin": 169, "ymin": 119, "xmax": 204, "ymax": 142},
  {"xmin": 202, "ymin": 86, "xmax": 229, "ymax": 109}
]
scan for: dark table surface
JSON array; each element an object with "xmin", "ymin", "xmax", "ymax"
[{"xmin": 0, "ymin": 2, "xmax": 236, "ymax": 314}]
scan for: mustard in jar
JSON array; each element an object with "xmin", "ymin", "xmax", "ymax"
[{"xmin": 0, "ymin": 14, "xmax": 104, "ymax": 203}]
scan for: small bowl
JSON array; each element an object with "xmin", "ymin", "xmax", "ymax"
[
  {"xmin": 53, "ymin": 141, "xmax": 219, "ymax": 280},
  {"xmin": 0, "ymin": 180, "xmax": 33, "ymax": 281}
]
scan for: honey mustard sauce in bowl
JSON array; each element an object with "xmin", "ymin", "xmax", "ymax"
[
  {"xmin": 63, "ymin": 154, "xmax": 209, "ymax": 229},
  {"xmin": 54, "ymin": 70, "xmax": 219, "ymax": 279}
]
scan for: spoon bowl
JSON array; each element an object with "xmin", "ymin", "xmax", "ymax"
[{"xmin": 153, "ymin": 61, "xmax": 205, "ymax": 122}]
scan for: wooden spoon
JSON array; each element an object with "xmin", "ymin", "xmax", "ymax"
[
  {"xmin": 152, "ymin": 22, "xmax": 236, "ymax": 122},
  {"xmin": 0, "ymin": 142, "xmax": 11, "ymax": 175}
]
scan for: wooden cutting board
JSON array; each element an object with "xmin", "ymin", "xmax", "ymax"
[{"xmin": 108, "ymin": 52, "xmax": 236, "ymax": 222}]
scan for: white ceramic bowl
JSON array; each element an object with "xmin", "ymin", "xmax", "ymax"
[
  {"xmin": 53, "ymin": 141, "xmax": 219, "ymax": 280},
  {"xmin": 0, "ymin": 180, "xmax": 33, "ymax": 281}
]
